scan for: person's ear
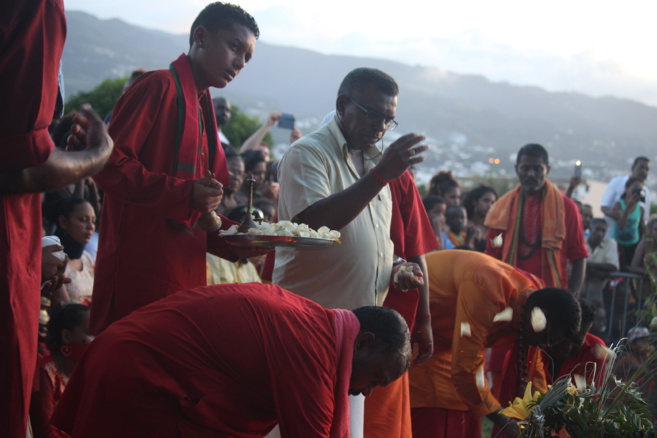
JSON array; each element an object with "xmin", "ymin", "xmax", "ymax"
[
  {"xmin": 61, "ymin": 328, "xmax": 73, "ymax": 345},
  {"xmin": 193, "ymin": 26, "xmax": 208, "ymax": 49},
  {"xmin": 336, "ymin": 95, "xmax": 348, "ymax": 118},
  {"xmin": 355, "ymin": 332, "xmax": 376, "ymax": 353},
  {"xmin": 545, "ymin": 164, "xmax": 551, "ymax": 176}
]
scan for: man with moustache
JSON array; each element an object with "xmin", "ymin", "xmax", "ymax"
[
  {"xmin": 485, "ymin": 143, "xmax": 588, "ymax": 293},
  {"xmin": 275, "ymin": 67, "xmax": 428, "ymax": 437}
]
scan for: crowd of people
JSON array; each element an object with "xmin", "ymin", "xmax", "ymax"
[{"xmin": 2, "ymin": 1, "xmax": 656, "ymax": 438}]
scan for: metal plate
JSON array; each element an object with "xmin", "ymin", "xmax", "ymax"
[{"xmin": 219, "ymin": 234, "xmax": 339, "ymax": 248}]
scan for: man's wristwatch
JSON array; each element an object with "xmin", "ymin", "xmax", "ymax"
[{"xmin": 393, "ymin": 256, "xmax": 406, "ymax": 267}]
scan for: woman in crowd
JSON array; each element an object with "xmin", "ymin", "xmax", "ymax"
[
  {"xmin": 610, "ymin": 177, "xmax": 646, "ymax": 269},
  {"xmin": 218, "ymin": 148, "xmax": 246, "ymax": 215},
  {"xmin": 30, "ymin": 304, "xmax": 93, "ymax": 438},
  {"xmin": 462, "ymin": 185, "xmax": 497, "ymax": 251},
  {"xmin": 240, "ymin": 149, "xmax": 268, "ymax": 198},
  {"xmin": 55, "ymin": 198, "xmax": 96, "ymax": 303},
  {"xmin": 428, "ymin": 171, "xmax": 461, "ymax": 208}
]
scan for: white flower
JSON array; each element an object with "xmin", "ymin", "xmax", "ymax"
[
  {"xmin": 531, "ymin": 307, "xmax": 547, "ymax": 332},
  {"xmin": 393, "ymin": 265, "xmax": 415, "ymax": 285},
  {"xmin": 475, "ymin": 366, "xmax": 486, "ymax": 389},
  {"xmin": 460, "ymin": 322, "xmax": 472, "ymax": 337},
  {"xmin": 493, "ymin": 307, "xmax": 513, "ymax": 322},
  {"xmin": 573, "ymin": 374, "xmax": 587, "ymax": 392},
  {"xmin": 491, "ymin": 233, "xmax": 503, "ymax": 248}
]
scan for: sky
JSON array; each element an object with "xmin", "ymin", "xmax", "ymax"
[{"xmin": 65, "ymin": 0, "xmax": 657, "ymax": 106}]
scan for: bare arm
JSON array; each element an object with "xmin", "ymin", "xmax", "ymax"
[
  {"xmin": 0, "ymin": 106, "xmax": 113, "ymax": 194},
  {"xmin": 409, "ymin": 254, "xmax": 433, "ymax": 364},
  {"xmin": 297, "ymin": 133, "xmax": 428, "ymax": 230},
  {"xmin": 240, "ymin": 112, "xmax": 280, "ymax": 152},
  {"xmin": 569, "ymin": 257, "xmax": 586, "ymax": 296}
]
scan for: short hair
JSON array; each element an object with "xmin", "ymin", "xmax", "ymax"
[
  {"xmin": 240, "ymin": 149, "xmax": 266, "ymax": 172},
  {"xmin": 422, "ymin": 195, "xmax": 444, "ymax": 214},
  {"xmin": 189, "ymin": 2, "xmax": 260, "ymax": 47},
  {"xmin": 46, "ymin": 303, "xmax": 90, "ymax": 352},
  {"xmin": 446, "ymin": 205, "xmax": 465, "ymax": 217},
  {"xmin": 516, "ymin": 143, "xmax": 549, "ymax": 165},
  {"xmin": 462, "ymin": 185, "xmax": 497, "ymax": 219},
  {"xmin": 525, "ymin": 288, "xmax": 581, "ymax": 339},
  {"xmin": 632, "ymin": 156, "xmax": 650, "ymax": 168},
  {"xmin": 352, "ymin": 306, "xmax": 410, "ymax": 356},
  {"xmin": 590, "ymin": 218, "xmax": 607, "ymax": 229},
  {"xmin": 337, "ymin": 68, "xmax": 399, "ymax": 98}
]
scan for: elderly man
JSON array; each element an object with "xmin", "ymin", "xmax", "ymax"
[
  {"xmin": 409, "ymin": 250, "xmax": 581, "ymax": 438},
  {"xmin": 485, "ymin": 143, "xmax": 588, "ymax": 294},
  {"xmin": 274, "ymin": 67, "xmax": 427, "ymax": 435},
  {"xmin": 51, "ymin": 283, "xmax": 411, "ymax": 438},
  {"xmin": 601, "ymin": 156, "xmax": 651, "ymax": 237}
]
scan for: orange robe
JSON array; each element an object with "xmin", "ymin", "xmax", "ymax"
[
  {"xmin": 409, "ymin": 250, "xmax": 547, "ymax": 418},
  {"xmin": 364, "ymin": 171, "xmax": 439, "ymax": 438}
]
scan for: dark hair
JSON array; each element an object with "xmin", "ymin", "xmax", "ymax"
[
  {"xmin": 632, "ymin": 156, "xmax": 650, "ymax": 168},
  {"xmin": 516, "ymin": 143, "xmax": 549, "ymax": 165},
  {"xmin": 422, "ymin": 195, "xmax": 445, "ymax": 214},
  {"xmin": 337, "ymin": 68, "xmax": 398, "ymax": 98},
  {"xmin": 624, "ymin": 176, "xmax": 642, "ymax": 189},
  {"xmin": 526, "ymin": 288, "xmax": 581, "ymax": 339},
  {"xmin": 446, "ymin": 205, "xmax": 465, "ymax": 217},
  {"xmin": 578, "ymin": 298, "xmax": 595, "ymax": 328},
  {"xmin": 352, "ymin": 306, "xmax": 410, "ymax": 355},
  {"xmin": 46, "ymin": 303, "xmax": 89, "ymax": 352},
  {"xmin": 224, "ymin": 146, "xmax": 240, "ymax": 160},
  {"xmin": 226, "ymin": 205, "xmax": 264, "ymax": 223},
  {"xmin": 240, "ymin": 149, "xmax": 266, "ymax": 173},
  {"xmin": 590, "ymin": 218, "xmax": 607, "ymax": 229},
  {"xmin": 56, "ymin": 197, "xmax": 92, "ymax": 223},
  {"xmin": 189, "ymin": 2, "xmax": 259, "ymax": 47},
  {"xmin": 429, "ymin": 171, "xmax": 459, "ymax": 197},
  {"xmin": 462, "ymin": 185, "xmax": 497, "ymax": 219}
]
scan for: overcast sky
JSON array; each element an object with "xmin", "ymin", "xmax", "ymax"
[{"xmin": 65, "ymin": 0, "xmax": 657, "ymax": 106}]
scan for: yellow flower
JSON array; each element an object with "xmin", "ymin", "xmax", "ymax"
[{"xmin": 500, "ymin": 382, "xmax": 541, "ymax": 420}]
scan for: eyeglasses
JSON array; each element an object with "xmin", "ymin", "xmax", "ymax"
[{"xmin": 348, "ymin": 97, "xmax": 398, "ymax": 131}]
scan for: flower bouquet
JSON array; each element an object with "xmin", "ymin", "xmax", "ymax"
[{"xmin": 500, "ymin": 344, "xmax": 657, "ymax": 437}]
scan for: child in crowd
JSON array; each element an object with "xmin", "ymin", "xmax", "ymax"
[
  {"xmin": 462, "ymin": 185, "xmax": 497, "ymax": 251},
  {"xmin": 30, "ymin": 304, "xmax": 93, "ymax": 438},
  {"xmin": 445, "ymin": 205, "xmax": 473, "ymax": 249}
]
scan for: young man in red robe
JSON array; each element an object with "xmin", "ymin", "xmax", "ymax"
[
  {"xmin": 51, "ymin": 283, "xmax": 412, "ymax": 438},
  {"xmin": 1, "ymin": 2, "xmax": 113, "ymax": 436},
  {"xmin": 90, "ymin": 3, "xmax": 262, "ymax": 334}
]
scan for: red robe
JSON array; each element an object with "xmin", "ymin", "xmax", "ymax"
[
  {"xmin": 542, "ymin": 333, "xmax": 607, "ymax": 387},
  {"xmin": 0, "ymin": 2, "xmax": 65, "ymax": 436},
  {"xmin": 364, "ymin": 171, "xmax": 440, "ymax": 438},
  {"xmin": 52, "ymin": 284, "xmax": 360, "ymax": 438},
  {"xmin": 91, "ymin": 54, "xmax": 236, "ymax": 334}
]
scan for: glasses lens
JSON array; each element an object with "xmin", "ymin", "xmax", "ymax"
[{"xmin": 388, "ymin": 120, "xmax": 398, "ymax": 131}]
